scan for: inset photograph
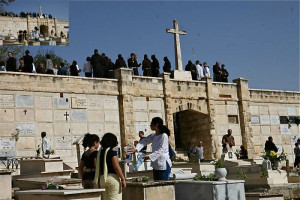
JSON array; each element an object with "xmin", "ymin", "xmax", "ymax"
[{"xmin": 0, "ymin": 0, "xmax": 69, "ymax": 46}]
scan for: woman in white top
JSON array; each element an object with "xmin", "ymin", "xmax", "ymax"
[
  {"xmin": 83, "ymin": 57, "xmax": 92, "ymax": 77},
  {"xmin": 45, "ymin": 54, "xmax": 54, "ymax": 74},
  {"xmin": 203, "ymin": 62, "xmax": 210, "ymax": 77},
  {"xmin": 130, "ymin": 117, "xmax": 172, "ymax": 181}
]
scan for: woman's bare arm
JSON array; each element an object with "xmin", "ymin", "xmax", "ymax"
[{"xmin": 112, "ymin": 156, "xmax": 126, "ymax": 189}]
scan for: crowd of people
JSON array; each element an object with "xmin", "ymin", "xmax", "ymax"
[
  {"xmin": 1, "ymin": 11, "xmax": 53, "ymax": 19},
  {"xmin": 1, "ymin": 49, "xmax": 230, "ymax": 83}
]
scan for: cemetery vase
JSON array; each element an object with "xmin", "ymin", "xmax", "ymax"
[
  {"xmin": 215, "ymin": 168, "xmax": 227, "ymax": 181},
  {"xmin": 262, "ymin": 159, "xmax": 272, "ymax": 171},
  {"xmin": 273, "ymin": 161, "xmax": 281, "ymax": 170}
]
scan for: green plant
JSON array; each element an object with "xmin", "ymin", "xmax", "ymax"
[
  {"xmin": 36, "ymin": 145, "xmax": 41, "ymax": 157},
  {"xmin": 261, "ymin": 151, "xmax": 287, "ymax": 163},
  {"xmin": 50, "ymin": 150, "xmax": 55, "ymax": 155},
  {"xmin": 261, "ymin": 168, "xmax": 268, "ymax": 178},
  {"xmin": 236, "ymin": 169, "xmax": 247, "ymax": 180},
  {"xmin": 194, "ymin": 173, "xmax": 218, "ymax": 181},
  {"xmin": 210, "ymin": 159, "xmax": 224, "ymax": 168}
]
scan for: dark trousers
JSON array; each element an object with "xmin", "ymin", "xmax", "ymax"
[
  {"xmin": 46, "ymin": 69, "xmax": 54, "ymax": 74},
  {"xmin": 153, "ymin": 162, "xmax": 171, "ymax": 181},
  {"xmin": 85, "ymin": 72, "xmax": 92, "ymax": 77},
  {"xmin": 294, "ymin": 156, "xmax": 300, "ymax": 167}
]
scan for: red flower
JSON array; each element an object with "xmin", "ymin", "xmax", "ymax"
[{"xmin": 215, "ymin": 162, "xmax": 218, "ymax": 165}]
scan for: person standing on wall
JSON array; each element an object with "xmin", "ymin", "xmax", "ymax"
[
  {"xmin": 23, "ymin": 50, "xmax": 33, "ymax": 73},
  {"xmin": 129, "ymin": 117, "xmax": 172, "ymax": 181},
  {"xmin": 45, "ymin": 54, "xmax": 54, "ymax": 74},
  {"xmin": 6, "ymin": 52, "xmax": 17, "ymax": 72}
]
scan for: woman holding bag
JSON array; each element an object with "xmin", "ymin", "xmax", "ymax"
[
  {"xmin": 94, "ymin": 133, "xmax": 126, "ymax": 200},
  {"xmin": 130, "ymin": 117, "xmax": 172, "ymax": 181}
]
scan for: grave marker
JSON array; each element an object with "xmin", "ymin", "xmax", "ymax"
[
  {"xmin": 0, "ymin": 94, "xmax": 14, "ymax": 107},
  {"xmin": 16, "ymin": 95, "xmax": 34, "ymax": 107},
  {"xmin": 54, "ymin": 97, "xmax": 69, "ymax": 108},
  {"xmin": 71, "ymin": 110, "xmax": 87, "ymax": 122},
  {"xmin": 17, "ymin": 122, "xmax": 35, "ymax": 135}
]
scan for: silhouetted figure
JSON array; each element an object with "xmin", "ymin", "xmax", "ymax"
[
  {"xmin": 23, "ymin": 50, "xmax": 33, "ymax": 73},
  {"xmin": 151, "ymin": 55, "xmax": 160, "ymax": 77},
  {"xmin": 70, "ymin": 60, "xmax": 81, "ymax": 76},
  {"xmin": 114, "ymin": 54, "xmax": 127, "ymax": 69},
  {"xmin": 6, "ymin": 52, "xmax": 17, "ymax": 72},
  {"xmin": 185, "ymin": 60, "xmax": 197, "ymax": 80},
  {"xmin": 220, "ymin": 64, "xmax": 229, "ymax": 82},
  {"xmin": 58, "ymin": 62, "xmax": 67, "ymax": 75},
  {"xmin": 101, "ymin": 53, "xmax": 109, "ymax": 78},
  {"xmin": 128, "ymin": 53, "xmax": 141, "ymax": 76},
  {"xmin": 107, "ymin": 58, "xmax": 115, "ymax": 78},
  {"xmin": 264, "ymin": 136, "xmax": 278, "ymax": 153},
  {"xmin": 213, "ymin": 61, "xmax": 222, "ymax": 82},
  {"xmin": 91, "ymin": 49, "xmax": 104, "ymax": 78},
  {"xmin": 142, "ymin": 54, "xmax": 152, "ymax": 76},
  {"xmin": 163, "ymin": 57, "xmax": 171, "ymax": 73}
]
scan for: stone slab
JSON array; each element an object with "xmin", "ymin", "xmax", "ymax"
[
  {"xmin": 0, "ymin": 94, "xmax": 14, "ymax": 107},
  {"xmin": 103, "ymin": 97, "xmax": 118, "ymax": 110},
  {"xmin": 260, "ymin": 115, "xmax": 270, "ymax": 125},
  {"xmin": 16, "ymin": 95, "xmax": 34, "ymax": 107},
  {"xmin": 71, "ymin": 97, "xmax": 87, "ymax": 109},
  {"xmin": 54, "ymin": 97, "xmax": 69, "ymax": 109},
  {"xmin": 171, "ymin": 70, "xmax": 192, "ymax": 81},
  {"xmin": 20, "ymin": 159, "xmax": 64, "ymax": 175},
  {"xmin": 55, "ymin": 136, "xmax": 72, "ymax": 149},
  {"xmin": 0, "ymin": 137, "xmax": 15, "ymax": 149},
  {"xmin": 0, "ymin": 171, "xmax": 12, "ymax": 200},
  {"xmin": 71, "ymin": 110, "xmax": 87, "ymax": 122},
  {"xmin": 175, "ymin": 180, "xmax": 245, "ymax": 200},
  {"xmin": 35, "ymin": 96, "xmax": 52, "ymax": 109},
  {"xmin": 17, "ymin": 122, "xmax": 35, "ymax": 135},
  {"xmin": 280, "ymin": 125, "xmax": 291, "ymax": 134}
]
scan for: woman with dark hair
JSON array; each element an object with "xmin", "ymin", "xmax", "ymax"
[
  {"xmin": 130, "ymin": 117, "xmax": 172, "ymax": 181},
  {"xmin": 94, "ymin": 133, "xmax": 126, "ymax": 200},
  {"xmin": 70, "ymin": 60, "xmax": 81, "ymax": 76},
  {"xmin": 78, "ymin": 133, "xmax": 100, "ymax": 189}
]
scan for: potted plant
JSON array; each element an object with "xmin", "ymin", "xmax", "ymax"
[
  {"xmin": 210, "ymin": 159, "xmax": 227, "ymax": 181},
  {"xmin": 261, "ymin": 151, "xmax": 287, "ymax": 170}
]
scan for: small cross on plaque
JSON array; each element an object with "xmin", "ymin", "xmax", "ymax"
[
  {"xmin": 24, "ymin": 110, "xmax": 27, "ymax": 115},
  {"xmin": 64, "ymin": 111, "xmax": 69, "ymax": 121}
]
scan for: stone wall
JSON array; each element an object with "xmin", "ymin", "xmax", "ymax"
[
  {"xmin": 0, "ymin": 70, "xmax": 299, "ymax": 168},
  {"xmin": 0, "ymin": 16, "xmax": 69, "ymax": 37},
  {"xmin": 249, "ymin": 89, "xmax": 300, "ymax": 163}
]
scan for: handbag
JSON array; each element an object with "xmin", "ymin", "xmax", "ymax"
[{"xmin": 169, "ymin": 144, "xmax": 176, "ymax": 159}]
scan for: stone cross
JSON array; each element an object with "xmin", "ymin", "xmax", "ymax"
[
  {"xmin": 166, "ymin": 19, "xmax": 186, "ymax": 71},
  {"xmin": 23, "ymin": 110, "xmax": 27, "ymax": 115},
  {"xmin": 39, "ymin": 5, "xmax": 42, "ymax": 17}
]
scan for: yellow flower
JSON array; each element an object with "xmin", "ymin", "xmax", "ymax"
[{"xmin": 270, "ymin": 151, "xmax": 277, "ymax": 157}]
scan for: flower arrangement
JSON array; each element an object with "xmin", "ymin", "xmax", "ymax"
[
  {"xmin": 11, "ymin": 128, "xmax": 20, "ymax": 141},
  {"xmin": 41, "ymin": 183, "xmax": 63, "ymax": 190},
  {"xmin": 261, "ymin": 151, "xmax": 287, "ymax": 163},
  {"xmin": 36, "ymin": 145, "xmax": 41, "ymax": 157},
  {"xmin": 194, "ymin": 173, "xmax": 218, "ymax": 181},
  {"xmin": 210, "ymin": 159, "xmax": 224, "ymax": 168},
  {"xmin": 234, "ymin": 149, "xmax": 240, "ymax": 159}
]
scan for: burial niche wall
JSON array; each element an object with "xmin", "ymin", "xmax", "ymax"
[{"xmin": 173, "ymin": 109, "xmax": 212, "ymax": 159}]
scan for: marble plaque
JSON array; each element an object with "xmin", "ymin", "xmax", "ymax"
[
  {"xmin": 16, "ymin": 95, "xmax": 34, "ymax": 107},
  {"xmin": 251, "ymin": 116, "xmax": 260, "ymax": 124},
  {"xmin": 71, "ymin": 110, "xmax": 88, "ymax": 122},
  {"xmin": 136, "ymin": 122, "xmax": 149, "ymax": 134},
  {"xmin": 88, "ymin": 98, "xmax": 102, "ymax": 109},
  {"xmin": 17, "ymin": 122, "xmax": 35, "ymax": 135},
  {"xmin": 104, "ymin": 111, "xmax": 119, "ymax": 122},
  {"xmin": 291, "ymin": 135, "xmax": 300, "ymax": 145},
  {"xmin": 0, "ymin": 94, "xmax": 14, "ymax": 107},
  {"xmin": 276, "ymin": 145, "xmax": 282, "ymax": 154},
  {"xmin": 103, "ymin": 97, "xmax": 118, "ymax": 110},
  {"xmin": 288, "ymin": 107, "xmax": 297, "ymax": 115},
  {"xmin": 55, "ymin": 149, "xmax": 72, "ymax": 156},
  {"xmin": 55, "ymin": 136, "xmax": 72, "ymax": 148},
  {"xmin": 71, "ymin": 97, "xmax": 87, "ymax": 109},
  {"xmin": 270, "ymin": 116, "xmax": 280, "ymax": 125},
  {"xmin": 36, "ymin": 96, "xmax": 52, "ymax": 109},
  {"xmin": 0, "ymin": 138, "xmax": 15, "ymax": 149},
  {"xmin": 0, "ymin": 151, "xmax": 15, "ymax": 157},
  {"xmin": 54, "ymin": 97, "xmax": 69, "ymax": 109},
  {"xmin": 260, "ymin": 115, "xmax": 270, "ymax": 125},
  {"xmin": 280, "ymin": 125, "xmax": 291, "ymax": 135}
]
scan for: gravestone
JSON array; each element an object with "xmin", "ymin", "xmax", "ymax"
[
  {"xmin": 71, "ymin": 97, "xmax": 87, "ymax": 109},
  {"xmin": 17, "ymin": 122, "xmax": 35, "ymax": 135},
  {"xmin": 251, "ymin": 115, "xmax": 260, "ymax": 124},
  {"xmin": 135, "ymin": 122, "xmax": 149, "ymax": 134},
  {"xmin": 280, "ymin": 125, "xmax": 290, "ymax": 134},
  {"xmin": 71, "ymin": 110, "xmax": 88, "ymax": 122},
  {"xmin": 260, "ymin": 115, "xmax": 270, "ymax": 125},
  {"xmin": 54, "ymin": 97, "xmax": 69, "ymax": 109},
  {"xmin": 16, "ymin": 95, "xmax": 34, "ymax": 107},
  {"xmin": 0, "ymin": 94, "xmax": 14, "ymax": 107},
  {"xmin": 55, "ymin": 136, "xmax": 72, "ymax": 149},
  {"xmin": 0, "ymin": 138, "xmax": 15, "ymax": 149},
  {"xmin": 270, "ymin": 115, "xmax": 280, "ymax": 124}
]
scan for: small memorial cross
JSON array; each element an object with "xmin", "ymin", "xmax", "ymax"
[
  {"xmin": 64, "ymin": 111, "xmax": 69, "ymax": 121},
  {"xmin": 23, "ymin": 110, "xmax": 27, "ymax": 115}
]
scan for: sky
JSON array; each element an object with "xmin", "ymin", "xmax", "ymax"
[
  {"xmin": 7, "ymin": 1, "xmax": 300, "ymax": 91},
  {"xmin": 5, "ymin": 0, "xmax": 68, "ymax": 20}
]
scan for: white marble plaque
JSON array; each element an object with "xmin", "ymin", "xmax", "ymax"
[
  {"xmin": 0, "ymin": 151, "xmax": 15, "ymax": 157},
  {"xmin": 288, "ymin": 107, "xmax": 297, "ymax": 115},
  {"xmin": 280, "ymin": 124, "xmax": 291, "ymax": 134},
  {"xmin": 104, "ymin": 98, "xmax": 118, "ymax": 110},
  {"xmin": 260, "ymin": 115, "xmax": 270, "ymax": 125},
  {"xmin": 55, "ymin": 149, "xmax": 72, "ymax": 156},
  {"xmin": 54, "ymin": 97, "xmax": 69, "ymax": 108},
  {"xmin": 251, "ymin": 116, "xmax": 260, "ymax": 124},
  {"xmin": 0, "ymin": 94, "xmax": 14, "ymax": 107},
  {"xmin": 104, "ymin": 111, "xmax": 119, "ymax": 122},
  {"xmin": 270, "ymin": 115, "xmax": 280, "ymax": 125},
  {"xmin": 71, "ymin": 97, "xmax": 87, "ymax": 109},
  {"xmin": 16, "ymin": 95, "xmax": 34, "ymax": 107},
  {"xmin": 17, "ymin": 122, "xmax": 35, "ymax": 135},
  {"xmin": 291, "ymin": 135, "xmax": 300, "ymax": 145},
  {"xmin": 55, "ymin": 136, "xmax": 72, "ymax": 148},
  {"xmin": 0, "ymin": 138, "xmax": 15, "ymax": 149},
  {"xmin": 136, "ymin": 122, "xmax": 149, "ymax": 134},
  {"xmin": 36, "ymin": 96, "xmax": 52, "ymax": 108},
  {"xmin": 71, "ymin": 110, "xmax": 88, "ymax": 122},
  {"xmin": 88, "ymin": 98, "xmax": 102, "ymax": 109}
]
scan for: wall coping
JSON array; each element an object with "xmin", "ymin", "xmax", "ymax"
[
  {"xmin": 212, "ymin": 82, "xmax": 238, "ymax": 86},
  {"xmin": 132, "ymin": 75, "xmax": 163, "ymax": 81},
  {"xmin": 249, "ymin": 88, "xmax": 300, "ymax": 94}
]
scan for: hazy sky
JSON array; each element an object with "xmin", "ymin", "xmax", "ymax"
[{"xmin": 9, "ymin": 1, "xmax": 300, "ymax": 91}]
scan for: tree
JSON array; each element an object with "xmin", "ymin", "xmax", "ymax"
[
  {"xmin": 0, "ymin": 46, "xmax": 24, "ymax": 63},
  {"xmin": 33, "ymin": 49, "xmax": 70, "ymax": 72},
  {"xmin": 0, "ymin": 0, "xmax": 15, "ymax": 6}
]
